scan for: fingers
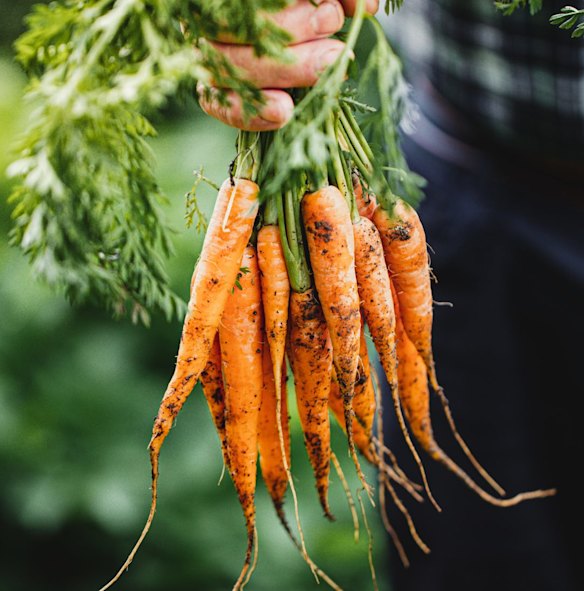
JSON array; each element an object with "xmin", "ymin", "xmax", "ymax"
[
  {"xmin": 210, "ymin": 38, "xmax": 346, "ymax": 89},
  {"xmin": 340, "ymin": 0, "xmax": 380, "ymax": 15},
  {"xmin": 197, "ymin": 85, "xmax": 295, "ymax": 131},
  {"xmin": 214, "ymin": 0, "xmax": 345, "ymax": 45}
]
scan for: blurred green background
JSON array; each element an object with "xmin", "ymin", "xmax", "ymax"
[{"xmin": 0, "ymin": 2, "xmax": 388, "ymax": 590}]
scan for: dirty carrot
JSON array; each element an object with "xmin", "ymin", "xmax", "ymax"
[
  {"xmin": 220, "ymin": 244, "xmax": 264, "ymax": 590},
  {"xmin": 302, "ymin": 185, "xmax": 370, "ymax": 499},
  {"xmin": 257, "ymin": 344, "xmax": 290, "ymax": 520},
  {"xmin": 257, "ymin": 222, "xmax": 292, "ymax": 519},
  {"xmin": 288, "ymin": 288, "xmax": 335, "ymax": 520},
  {"xmin": 352, "ymin": 318, "xmax": 376, "ymax": 439},
  {"xmin": 372, "ymin": 200, "xmax": 439, "ymax": 392},
  {"xmin": 99, "ymin": 172, "xmax": 259, "ymax": 591},
  {"xmin": 201, "ymin": 332, "xmax": 229, "ymax": 469},
  {"xmin": 352, "ymin": 214, "xmax": 440, "ymax": 511}
]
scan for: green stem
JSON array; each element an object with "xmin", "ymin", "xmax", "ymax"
[
  {"xmin": 338, "ymin": 135, "xmax": 359, "ymax": 223},
  {"xmin": 326, "ymin": 113, "xmax": 349, "ymax": 201},
  {"xmin": 234, "ymin": 131, "xmax": 260, "ymax": 181},
  {"xmin": 263, "ymin": 193, "xmax": 278, "ymax": 226},
  {"xmin": 285, "ymin": 189, "xmax": 300, "ymax": 260},
  {"xmin": 277, "ymin": 189, "xmax": 311, "ymax": 293},
  {"xmin": 340, "ymin": 106, "xmax": 373, "ymax": 169}
]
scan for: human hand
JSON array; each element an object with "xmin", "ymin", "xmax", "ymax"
[{"xmin": 197, "ymin": 0, "xmax": 379, "ymax": 131}]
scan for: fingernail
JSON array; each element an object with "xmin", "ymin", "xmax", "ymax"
[
  {"xmin": 316, "ymin": 45, "xmax": 350, "ymax": 74},
  {"xmin": 311, "ymin": 1, "xmax": 344, "ymax": 36}
]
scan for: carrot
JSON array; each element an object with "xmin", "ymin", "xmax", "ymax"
[
  {"xmin": 99, "ymin": 177, "xmax": 259, "ymax": 591},
  {"xmin": 288, "ymin": 288, "xmax": 335, "ymax": 520},
  {"xmin": 372, "ymin": 200, "xmax": 439, "ymax": 391},
  {"xmin": 352, "ymin": 172, "xmax": 377, "ymax": 220},
  {"xmin": 302, "ymin": 185, "xmax": 370, "ymax": 498},
  {"xmin": 352, "ymin": 317, "xmax": 376, "ymax": 438},
  {"xmin": 352, "ymin": 215, "xmax": 440, "ymax": 511},
  {"xmin": 330, "ymin": 371, "xmax": 430, "ymax": 555},
  {"xmin": 257, "ymin": 224, "xmax": 290, "ymax": 377},
  {"xmin": 201, "ymin": 332, "xmax": 229, "ymax": 469},
  {"xmin": 220, "ymin": 244, "xmax": 264, "ymax": 590},
  {"xmin": 393, "ymin": 284, "xmax": 557, "ymax": 508},
  {"xmin": 329, "ymin": 372, "xmax": 376, "ymax": 466},
  {"xmin": 256, "ymin": 224, "xmax": 292, "ymax": 521},
  {"xmin": 257, "ymin": 344, "xmax": 290, "ymax": 520}
]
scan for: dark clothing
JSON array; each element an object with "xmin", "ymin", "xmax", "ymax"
[
  {"xmin": 378, "ymin": 4, "xmax": 584, "ymax": 589},
  {"xmin": 385, "ymin": 0, "xmax": 584, "ymax": 157},
  {"xmin": 379, "ymin": 109, "xmax": 584, "ymax": 590}
]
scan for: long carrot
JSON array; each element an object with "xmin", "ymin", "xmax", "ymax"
[
  {"xmin": 372, "ymin": 200, "xmax": 438, "ymax": 390},
  {"xmin": 201, "ymin": 332, "xmax": 229, "ymax": 469},
  {"xmin": 257, "ymin": 344, "xmax": 290, "ymax": 521},
  {"xmin": 302, "ymin": 185, "xmax": 370, "ymax": 498},
  {"xmin": 220, "ymin": 244, "xmax": 264, "ymax": 590},
  {"xmin": 373, "ymin": 200, "xmax": 508, "ymax": 493},
  {"xmin": 392, "ymin": 284, "xmax": 557, "ymax": 508},
  {"xmin": 352, "ymin": 214, "xmax": 440, "ymax": 511},
  {"xmin": 257, "ymin": 223, "xmax": 292, "ymax": 522},
  {"xmin": 288, "ymin": 288, "xmax": 335, "ymax": 519},
  {"xmin": 99, "ymin": 176, "xmax": 259, "ymax": 591}
]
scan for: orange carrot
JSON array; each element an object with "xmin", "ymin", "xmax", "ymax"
[
  {"xmin": 352, "ymin": 172, "xmax": 377, "ymax": 220},
  {"xmin": 288, "ymin": 288, "xmax": 334, "ymax": 519},
  {"xmin": 220, "ymin": 244, "xmax": 264, "ymax": 590},
  {"xmin": 352, "ymin": 318, "xmax": 376, "ymax": 438},
  {"xmin": 352, "ymin": 215, "xmax": 440, "ymax": 511},
  {"xmin": 372, "ymin": 201, "xmax": 439, "ymax": 391},
  {"xmin": 257, "ymin": 344, "xmax": 290, "ymax": 519},
  {"xmin": 302, "ymin": 185, "xmax": 369, "ymax": 497},
  {"xmin": 99, "ymin": 178, "xmax": 259, "ymax": 591},
  {"xmin": 329, "ymin": 373, "xmax": 430, "ymax": 556},
  {"xmin": 200, "ymin": 332, "xmax": 229, "ymax": 469},
  {"xmin": 393, "ymin": 285, "xmax": 557, "ymax": 508},
  {"xmin": 257, "ymin": 224, "xmax": 290, "ymax": 379},
  {"xmin": 257, "ymin": 223, "xmax": 292, "ymax": 521},
  {"xmin": 329, "ymin": 373, "xmax": 376, "ymax": 466}
]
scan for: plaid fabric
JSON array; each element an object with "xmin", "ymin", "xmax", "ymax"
[{"xmin": 383, "ymin": 0, "xmax": 584, "ymax": 157}]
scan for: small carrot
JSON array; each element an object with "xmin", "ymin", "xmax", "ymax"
[
  {"xmin": 200, "ymin": 332, "xmax": 229, "ymax": 469},
  {"xmin": 352, "ymin": 172, "xmax": 377, "ymax": 220},
  {"xmin": 257, "ymin": 344, "xmax": 290, "ymax": 521},
  {"xmin": 393, "ymin": 285, "xmax": 557, "ymax": 508},
  {"xmin": 288, "ymin": 288, "xmax": 335, "ymax": 520},
  {"xmin": 99, "ymin": 177, "xmax": 259, "ymax": 591},
  {"xmin": 220, "ymin": 244, "xmax": 264, "ymax": 590},
  {"xmin": 302, "ymin": 185, "xmax": 370, "ymax": 498}
]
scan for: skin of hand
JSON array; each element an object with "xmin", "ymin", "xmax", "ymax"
[{"xmin": 197, "ymin": 0, "xmax": 379, "ymax": 131}]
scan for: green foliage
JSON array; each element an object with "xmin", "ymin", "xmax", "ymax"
[
  {"xmin": 8, "ymin": 0, "xmax": 417, "ymax": 323},
  {"xmin": 385, "ymin": 0, "xmax": 404, "ymax": 13},
  {"xmin": 9, "ymin": 0, "xmax": 292, "ymax": 324},
  {"xmin": 356, "ymin": 18, "xmax": 425, "ymax": 209},
  {"xmin": 494, "ymin": 0, "xmax": 543, "ymax": 15},
  {"xmin": 1, "ymin": 61, "xmax": 388, "ymax": 589},
  {"xmin": 550, "ymin": 6, "xmax": 584, "ymax": 37}
]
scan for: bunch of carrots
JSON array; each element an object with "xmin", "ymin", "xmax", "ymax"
[{"xmin": 99, "ymin": 100, "xmax": 556, "ymax": 591}]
